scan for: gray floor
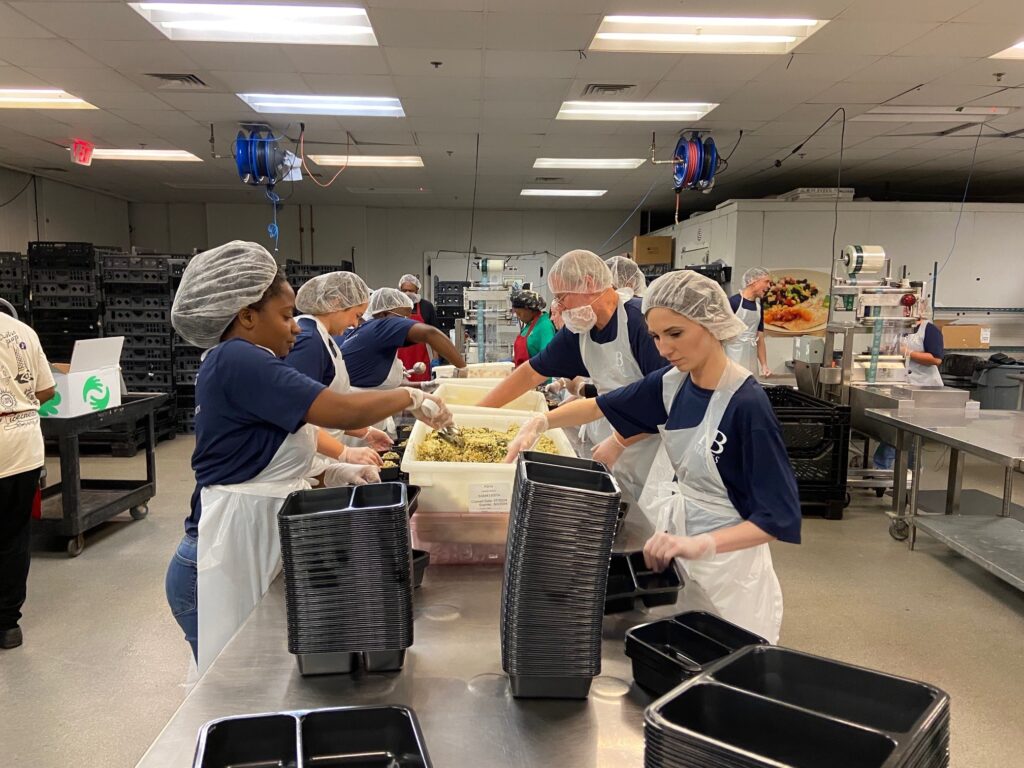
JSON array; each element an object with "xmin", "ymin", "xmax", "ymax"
[{"xmin": 1, "ymin": 438, "xmax": 1022, "ymax": 767}]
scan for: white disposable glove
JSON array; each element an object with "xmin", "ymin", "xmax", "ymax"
[
  {"xmin": 361, "ymin": 427, "xmax": 393, "ymax": 451},
  {"xmin": 454, "ymin": 366, "xmax": 469, "ymax": 379},
  {"xmin": 591, "ymin": 434, "xmax": 626, "ymax": 470},
  {"xmin": 323, "ymin": 462, "xmax": 380, "ymax": 487},
  {"xmin": 340, "ymin": 445, "xmax": 383, "ymax": 467},
  {"xmin": 545, "ymin": 379, "xmax": 566, "ymax": 395},
  {"xmin": 405, "ymin": 388, "xmax": 454, "ymax": 430},
  {"xmin": 504, "ymin": 415, "xmax": 549, "ymax": 463},
  {"xmin": 643, "ymin": 532, "xmax": 717, "ymax": 572},
  {"xmin": 759, "ymin": 364, "xmax": 773, "ymax": 377}
]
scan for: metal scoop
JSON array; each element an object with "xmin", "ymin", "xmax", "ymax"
[{"xmin": 420, "ymin": 399, "xmax": 465, "ymax": 448}]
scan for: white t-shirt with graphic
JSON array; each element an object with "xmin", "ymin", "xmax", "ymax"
[{"xmin": 0, "ymin": 314, "xmax": 55, "ymax": 479}]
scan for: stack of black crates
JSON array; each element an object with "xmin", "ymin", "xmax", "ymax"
[
  {"xmin": 284, "ymin": 261, "xmax": 354, "ymax": 295},
  {"xmin": 0, "ymin": 252, "xmax": 28, "ymax": 320},
  {"xmin": 170, "ymin": 258, "xmax": 201, "ymax": 435},
  {"xmin": 28, "ymin": 242, "xmax": 102, "ymax": 362},
  {"xmin": 433, "ymin": 278, "xmax": 468, "ymax": 333}
]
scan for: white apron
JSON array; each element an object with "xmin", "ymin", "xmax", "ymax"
[
  {"xmin": 643, "ymin": 362, "xmax": 784, "ymax": 643},
  {"xmin": 195, "ymin": 345, "xmax": 319, "ymax": 675},
  {"xmin": 905, "ymin": 321, "xmax": 943, "ymax": 388},
  {"xmin": 724, "ymin": 297, "xmax": 761, "ymax": 374},
  {"xmin": 578, "ymin": 295, "xmax": 664, "ymax": 507},
  {"xmin": 349, "ymin": 355, "xmax": 405, "ymax": 439},
  {"xmin": 297, "ymin": 315, "xmax": 352, "ymax": 444}
]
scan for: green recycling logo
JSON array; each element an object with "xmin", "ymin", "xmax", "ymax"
[
  {"xmin": 39, "ymin": 390, "xmax": 61, "ymax": 416},
  {"xmin": 82, "ymin": 376, "xmax": 110, "ymax": 411}
]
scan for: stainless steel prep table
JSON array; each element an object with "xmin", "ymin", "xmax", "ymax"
[
  {"xmin": 865, "ymin": 408, "xmax": 1024, "ymax": 590},
  {"xmin": 136, "ymin": 562, "xmax": 714, "ymax": 767}
]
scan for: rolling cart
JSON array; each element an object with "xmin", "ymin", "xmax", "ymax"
[{"xmin": 35, "ymin": 393, "xmax": 167, "ymax": 556}]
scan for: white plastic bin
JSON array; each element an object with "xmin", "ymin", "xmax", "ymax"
[
  {"xmin": 401, "ymin": 410, "xmax": 575, "ymax": 514},
  {"xmin": 434, "ymin": 362, "xmax": 514, "ymax": 379},
  {"xmin": 433, "ymin": 381, "xmax": 548, "ymax": 412}
]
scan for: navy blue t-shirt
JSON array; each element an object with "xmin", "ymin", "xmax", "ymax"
[
  {"xmin": 916, "ymin": 322, "xmax": 944, "ymax": 359},
  {"xmin": 340, "ymin": 315, "xmax": 417, "ymax": 387},
  {"xmin": 530, "ymin": 298, "xmax": 668, "ymax": 380},
  {"xmin": 187, "ymin": 338, "xmax": 326, "ymax": 536},
  {"xmin": 596, "ymin": 367, "xmax": 801, "ymax": 543},
  {"xmin": 729, "ymin": 294, "xmax": 765, "ymax": 332},
  {"xmin": 284, "ymin": 317, "xmax": 337, "ymax": 386}
]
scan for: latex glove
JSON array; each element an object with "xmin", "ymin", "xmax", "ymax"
[
  {"xmin": 759, "ymin": 364, "xmax": 773, "ymax": 377},
  {"xmin": 362, "ymin": 427, "xmax": 393, "ymax": 451},
  {"xmin": 454, "ymin": 366, "xmax": 469, "ymax": 379},
  {"xmin": 340, "ymin": 445, "xmax": 383, "ymax": 467},
  {"xmin": 405, "ymin": 388, "xmax": 454, "ymax": 430},
  {"xmin": 545, "ymin": 379, "xmax": 566, "ymax": 395},
  {"xmin": 504, "ymin": 415, "xmax": 549, "ymax": 463},
  {"xmin": 323, "ymin": 462, "xmax": 380, "ymax": 487},
  {"xmin": 591, "ymin": 434, "xmax": 626, "ymax": 470},
  {"xmin": 643, "ymin": 532, "xmax": 717, "ymax": 572}
]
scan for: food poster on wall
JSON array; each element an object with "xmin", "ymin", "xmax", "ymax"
[{"xmin": 760, "ymin": 269, "xmax": 831, "ymax": 337}]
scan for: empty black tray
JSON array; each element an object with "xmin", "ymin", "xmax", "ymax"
[
  {"xmin": 603, "ymin": 550, "xmax": 685, "ymax": 614},
  {"xmin": 605, "ymin": 553, "xmax": 636, "ymax": 615},
  {"xmin": 412, "ymin": 548, "xmax": 430, "ymax": 589}
]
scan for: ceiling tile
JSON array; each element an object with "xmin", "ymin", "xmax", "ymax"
[
  {"xmin": 481, "ymin": 100, "xmax": 559, "ymax": 119},
  {"xmin": 809, "ymin": 81, "xmax": 921, "ymax": 104},
  {"xmin": 791, "ymin": 21, "xmax": 940, "ymax": 55},
  {"xmin": 211, "ymin": 71, "xmax": 311, "ymax": 93},
  {"xmin": 393, "ymin": 75, "xmax": 480, "ymax": 99},
  {"xmin": 76, "ymin": 92, "xmax": 173, "ymax": 111},
  {"xmin": 0, "ymin": 3, "xmax": 54, "ymax": 38},
  {"xmin": 299, "ymin": 74, "xmax": 398, "ymax": 97},
  {"xmin": 10, "ymin": 2, "xmax": 162, "ymax": 41},
  {"xmin": 176, "ymin": 43, "xmax": 291, "ymax": 73},
  {"xmin": 383, "ymin": 48, "xmax": 482, "ymax": 77},
  {"xmin": 730, "ymin": 79, "xmax": 837, "ymax": 103},
  {"xmin": 111, "ymin": 109, "xmax": 200, "ymax": 127},
  {"xmin": 885, "ymin": 82, "xmax": 1010, "ymax": 106},
  {"xmin": 24, "ymin": 67, "xmax": 144, "ymax": 93},
  {"xmin": 895, "ymin": 23, "xmax": 1021, "ymax": 58},
  {"xmin": 953, "ymin": 0, "xmax": 1024, "ymax": 24},
  {"xmin": 73, "ymin": 40, "xmax": 201, "ymax": 71},
  {"xmin": 371, "ymin": 10, "xmax": 484, "ymax": 49},
  {"xmin": 482, "ymin": 77, "xmax": 571, "ymax": 101},
  {"xmin": 156, "ymin": 92, "xmax": 248, "ymax": 112},
  {"xmin": 935, "ymin": 59, "xmax": 1024, "ymax": 87},
  {"xmin": 645, "ymin": 80, "xmax": 746, "ymax": 103},
  {"xmin": 402, "ymin": 98, "xmax": 480, "ymax": 118},
  {"xmin": 0, "ymin": 65, "xmax": 52, "ymax": 88},
  {"xmin": 575, "ymin": 52, "xmax": 679, "ymax": 82},
  {"xmin": 841, "ymin": 0, "xmax": 981, "ymax": 22},
  {"xmin": 845, "ymin": 55, "xmax": 975, "ymax": 84},
  {"xmin": 484, "ymin": 12, "xmax": 599, "ymax": 51},
  {"xmin": 0, "ymin": 39, "xmax": 104, "ymax": 69},
  {"xmin": 753, "ymin": 54, "xmax": 879, "ymax": 83},
  {"xmin": 483, "ymin": 50, "xmax": 579, "ymax": 79},
  {"xmin": 282, "ymin": 46, "xmax": 389, "ymax": 76},
  {"xmin": 664, "ymin": 55, "xmax": 778, "ymax": 83}
]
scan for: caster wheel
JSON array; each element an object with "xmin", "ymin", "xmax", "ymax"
[
  {"xmin": 67, "ymin": 534, "xmax": 85, "ymax": 557},
  {"xmin": 844, "ymin": 492, "xmax": 852, "ymax": 508},
  {"xmin": 875, "ymin": 487, "xmax": 886, "ymax": 498},
  {"xmin": 889, "ymin": 520, "xmax": 909, "ymax": 541},
  {"xmin": 130, "ymin": 504, "xmax": 149, "ymax": 520}
]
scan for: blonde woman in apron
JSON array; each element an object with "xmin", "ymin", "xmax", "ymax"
[
  {"xmin": 725, "ymin": 267, "xmax": 772, "ymax": 377},
  {"xmin": 168, "ymin": 242, "xmax": 456, "ymax": 672},
  {"xmin": 507, "ymin": 269, "xmax": 802, "ymax": 643}
]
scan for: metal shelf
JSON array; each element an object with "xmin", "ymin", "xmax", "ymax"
[
  {"xmin": 935, "ymin": 307, "xmax": 1024, "ymax": 314},
  {"xmin": 914, "ymin": 515, "xmax": 1024, "ymax": 591}
]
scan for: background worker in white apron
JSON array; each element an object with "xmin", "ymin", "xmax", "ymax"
[
  {"xmin": 285, "ymin": 271, "xmax": 393, "ymax": 456},
  {"xmin": 605, "ymin": 254, "xmax": 647, "ymax": 299},
  {"xmin": 726, "ymin": 267, "xmax": 772, "ymax": 377},
  {"xmin": 168, "ymin": 242, "xmax": 455, "ymax": 673},
  {"xmin": 506, "ymin": 270, "xmax": 802, "ymax": 643},
  {"xmin": 479, "ymin": 249, "xmax": 668, "ymax": 509}
]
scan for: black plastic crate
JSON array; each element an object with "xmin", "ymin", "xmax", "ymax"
[
  {"xmin": 105, "ymin": 294, "xmax": 171, "ymax": 310},
  {"xmin": 0, "ymin": 252, "xmax": 24, "ymax": 280},
  {"xmin": 105, "ymin": 321, "xmax": 169, "ymax": 336},
  {"xmin": 31, "ymin": 282, "xmax": 98, "ymax": 298},
  {"xmin": 28, "ymin": 241, "xmax": 95, "ymax": 268},
  {"xmin": 122, "ymin": 347, "xmax": 172, "ymax": 362},
  {"xmin": 30, "ymin": 267, "xmax": 96, "ymax": 283},
  {"xmin": 105, "ymin": 308, "xmax": 171, "ymax": 323},
  {"xmin": 30, "ymin": 294, "xmax": 97, "ymax": 310}
]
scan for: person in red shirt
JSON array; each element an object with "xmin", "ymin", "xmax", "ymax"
[{"xmin": 396, "ymin": 274, "xmax": 440, "ymax": 382}]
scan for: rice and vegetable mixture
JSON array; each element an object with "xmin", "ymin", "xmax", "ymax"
[{"xmin": 416, "ymin": 425, "xmax": 557, "ymax": 463}]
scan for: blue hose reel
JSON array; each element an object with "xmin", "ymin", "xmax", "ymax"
[
  {"xmin": 673, "ymin": 132, "xmax": 719, "ymax": 192},
  {"xmin": 233, "ymin": 128, "xmax": 287, "ymax": 249}
]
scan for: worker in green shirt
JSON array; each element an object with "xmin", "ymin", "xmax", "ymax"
[{"xmin": 511, "ymin": 289, "xmax": 556, "ymax": 368}]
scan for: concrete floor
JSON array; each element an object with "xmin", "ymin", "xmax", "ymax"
[{"xmin": 1, "ymin": 438, "xmax": 1022, "ymax": 767}]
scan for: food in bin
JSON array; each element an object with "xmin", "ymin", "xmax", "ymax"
[{"xmin": 417, "ymin": 426, "xmax": 557, "ymax": 463}]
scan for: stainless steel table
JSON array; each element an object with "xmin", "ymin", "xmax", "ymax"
[
  {"xmin": 865, "ymin": 408, "xmax": 1024, "ymax": 591},
  {"xmin": 136, "ymin": 564, "xmax": 713, "ymax": 767}
]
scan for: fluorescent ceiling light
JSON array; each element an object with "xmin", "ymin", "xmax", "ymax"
[
  {"xmin": 556, "ymin": 101, "xmax": 717, "ymax": 122},
  {"xmin": 533, "ymin": 158, "xmax": 645, "ymax": 170},
  {"xmin": 0, "ymin": 89, "xmax": 96, "ymax": 109},
  {"xmin": 990, "ymin": 41, "xmax": 1024, "ymax": 60},
  {"xmin": 591, "ymin": 15, "xmax": 825, "ymax": 54},
  {"xmin": 84, "ymin": 148, "xmax": 201, "ymax": 162},
  {"xmin": 851, "ymin": 106, "xmax": 1011, "ymax": 123},
  {"xmin": 310, "ymin": 155, "xmax": 423, "ymax": 167},
  {"xmin": 520, "ymin": 189, "xmax": 607, "ymax": 197},
  {"xmin": 129, "ymin": 3, "xmax": 377, "ymax": 46},
  {"xmin": 239, "ymin": 93, "xmax": 404, "ymax": 117}
]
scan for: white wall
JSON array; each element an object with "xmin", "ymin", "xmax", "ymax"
[{"xmin": 129, "ymin": 202, "xmax": 207, "ymax": 254}]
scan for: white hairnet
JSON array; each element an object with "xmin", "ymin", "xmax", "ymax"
[
  {"xmin": 548, "ymin": 249, "xmax": 613, "ymax": 294},
  {"xmin": 742, "ymin": 267, "xmax": 771, "ymax": 287},
  {"xmin": 368, "ymin": 287, "xmax": 414, "ymax": 316},
  {"xmin": 606, "ymin": 255, "xmax": 647, "ymax": 296},
  {"xmin": 398, "ymin": 274, "xmax": 421, "ymax": 291},
  {"xmin": 172, "ymin": 240, "xmax": 281, "ymax": 349},
  {"xmin": 642, "ymin": 270, "xmax": 747, "ymax": 341},
  {"xmin": 295, "ymin": 271, "xmax": 370, "ymax": 315}
]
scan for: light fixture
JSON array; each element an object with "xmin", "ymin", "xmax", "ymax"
[
  {"xmin": 129, "ymin": 3, "xmax": 378, "ymax": 46},
  {"xmin": 84, "ymin": 148, "xmax": 202, "ymax": 162},
  {"xmin": 990, "ymin": 41, "xmax": 1024, "ymax": 60},
  {"xmin": 238, "ymin": 93, "xmax": 404, "ymax": 117},
  {"xmin": 309, "ymin": 155, "xmax": 424, "ymax": 167},
  {"xmin": 520, "ymin": 189, "xmax": 607, "ymax": 197},
  {"xmin": 590, "ymin": 15, "xmax": 825, "ymax": 54},
  {"xmin": 556, "ymin": 101, "xmax": 717, "ymax": 122},
  {"xmin": 0, "ymin": 89, "xmax": 96, "ymax": 109},
  {"xmin": 851, "ymin": 106, "xmax": 1011, "ymax": 123},
  {"xmin": 533, "ymin": 158, "xmax": 646, "ymax": 170}
]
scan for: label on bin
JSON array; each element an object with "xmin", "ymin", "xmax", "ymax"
[{"xmin": 468, "ymin": 482, "xmax": 510, "ymax": 513}]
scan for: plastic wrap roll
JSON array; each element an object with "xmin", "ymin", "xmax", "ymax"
[{"xmin": 841, "ymin": 244, "xmax": 886, "ymax": 275}]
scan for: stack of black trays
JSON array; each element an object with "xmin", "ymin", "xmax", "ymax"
[
  {"xmin": 28, "ymin": 241, "xmax": 101, "ymax": 362},
  {"xmin": 605, "ymin": 551, "xmax": 684, "ymax": 614},
  {"xmin": 0, "ymin": 252, "xmax": 27, "ymax": 320},
  {"xmin": 645, "ymin": 645, "xmax": 950, "ymax": 768},
  {"xmin": 284, "ymin": 261, "xmax": 353, "ymax": 295},
  {"xmin": 501, "ymin": 452, "xmax": 622, "ymax": 699},
  {"xmin": 432, "ymin": 278, "xmax": 468, "ymax": 332},
  {"xmin": 192, "ymin": 705, "xmax": 433, "ymax": 768},
  {"xmin": 168, "ymin": 258, "xmax": 201, "ymax": 434},
  {"xmin": 278, "ymin": 483, "xmax": 414, "ymax": 676}
]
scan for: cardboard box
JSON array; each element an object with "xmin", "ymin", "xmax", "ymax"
[
  {"xmin": 936, "ymin": 323, "xmax": 990, "ymax": 350},
  {"xmin": 632, "ymin": 235, "xmax": 673, "ymax": 265},
  {"xmin": 42, "ymin": 337, "xmax": 124, "ymax": 418}
]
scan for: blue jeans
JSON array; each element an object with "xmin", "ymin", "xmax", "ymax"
[
  {"xmin": 165, "ymin": 534, "xmax": 198, "ymax": 661},
  {"xmin": 873, "ymin": 443, "xmax": 917, "ymax": 471}
]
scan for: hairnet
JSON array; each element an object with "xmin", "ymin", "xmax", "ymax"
[
  {"xmin": 171, "ymin": 240, "xmax": 281, "ymax": 349},
  {"xmin": 742, "ymin": 267, "xmax": 771, "ymax": 288},
  {"xmin": 368, "ymin": 287, "xmax": 414, "ymax": 315},
  {"xmin": 548, "ymin": 249, "xmax": 613, "ymax": 295},
  {"xmin": 398, "ymin": 274, "xmax": 422, "ymax": 291},
  {"xmin": 511, "ymin": 289, "xmax": 546, "ymax": 312},
  {"xmin": 642, "ymin": 270, "xmax": 747, "ymax": 341},
  {"xmin": 295, "ymin": 271, "xmax": 370, "ymax": 315},
  {"xmin": 606, "ymin": 255, "xmax": 647, "ymax": 296}
]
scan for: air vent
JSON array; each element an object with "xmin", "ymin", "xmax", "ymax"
[
  {"xmin": 533, "ymin": 176, "xmax": 566, "ymax": 183},
  {"xmin": 146, "ymin": 73, "xmax": 210, "ymax": 90},
  {"xmin": 581, "ymin": 83, "xmax": 636, "ymax": 97}
]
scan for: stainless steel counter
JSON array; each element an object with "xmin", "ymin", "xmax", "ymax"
[{"xmin": 136, "ymin": 564, "xmax": 714, "ymax": 767}]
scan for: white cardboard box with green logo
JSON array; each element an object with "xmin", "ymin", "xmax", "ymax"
[{"xmin": 41, "ymin": 337, "xmax": 124, "ymax": 418}]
